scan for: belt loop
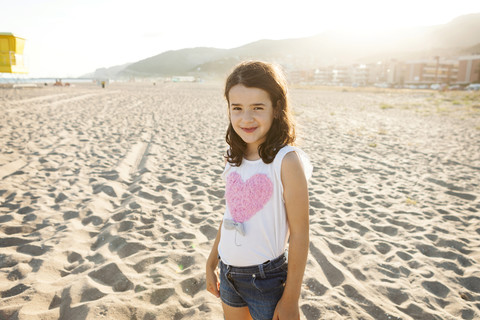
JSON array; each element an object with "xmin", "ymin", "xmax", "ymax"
[{"xmin": 258, "ymin": 264, "xmax": 266, "ymax": 278}]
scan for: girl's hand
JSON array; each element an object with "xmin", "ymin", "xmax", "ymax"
[
  {"xmin": 206, "ymin": 265, "xmax": 220, "ymax": 298},
  {"xmin": 205, "ymin": 221, "xmax": 222, "ymax": 298},
  {"xmin": 272, "ymin": 296, "xmax": 300, "ymax": 320}
]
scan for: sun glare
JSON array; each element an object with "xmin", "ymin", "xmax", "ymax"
[{"xmin": 2, "ymin": 0, "xmax": 479, "ymax": 77}]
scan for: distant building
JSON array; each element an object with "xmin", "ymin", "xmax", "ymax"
[
  {"xmin": 351, "ymin": 64, "xmax": 368, "ymax": 86},
  {"xmin": 457, "ymin": 55, "xmax": 480, "ymax": 84},
  {"xmin": 385, "ymin": 60, "xmax": 406, "ymax": 86},
  {"xmin": 171, "ymin": 76, "xmax": 195, "ymax": 82},
  {"xmin": 306, "ymin": 54, "xmax": 478, "ymax": 88},
  {"xmin": 331, "ymin": 66, "xmax": 350, "ymax": 85},
  {"xmin": 405, "ymin": 59, "xmax": 458, "ymax": 85},
  {"xmin": 288, "ymin": 69, "xmax": 314, "ymax": 84},
  {"xmin": 367, "ymin": 62, "xmax": 389, "ymax": 85},
  {"xmin": 313, "ymin": 63, "xmax": 391, "ymax": 86},
  {"xmin": 313, "ymin": 66, "xmax": 331, "ymax": 84}
]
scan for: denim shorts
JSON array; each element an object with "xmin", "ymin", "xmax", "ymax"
[{"xmin": 219, "ymin": 253, "xmax": 288, "ymax": 320}]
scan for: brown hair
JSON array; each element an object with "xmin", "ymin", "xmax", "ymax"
[{"xmin": 224, "ymin": 61, "xmax": 296, "ymax": 166}]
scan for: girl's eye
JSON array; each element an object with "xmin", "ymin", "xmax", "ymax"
[
  {"xmin": 232, "ymin": 107, "xmax": 241, "ymax": 111},
  {"xmin": 254, "ymin": 107, "xmax": 264, "ymax": 110}
]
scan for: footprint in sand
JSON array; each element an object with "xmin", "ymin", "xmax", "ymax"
[
  {"xmin": 398, "ymin": 303, "xmax": 437, "ymax": 319},
  {"xmin": 374, "ymin": 242, "xmax": 392, "ymax": 254},
  {"xmin": 0, "ymin": 237, "xmax": 34, "ymax": 247},
  {"xmin": 1, "ymin": 284, "xmax": 30, "ymax": 298},
  {"xmin": 300, "ymin": 304, "xmax": 322, "ymax": 320},
  {"xmin": 0, "ymin": 214, "xmax": 14, "ymax": 223},
  {"xmin": 7, "ymin": 263, "xmax": 31, "ymax": 281},
  {"xmin": 459, "ymin": 276, "xmax": 480, "ymax": 293},
  {"xmin": 132, "ymin": 256, "xmax": 168, "ymax": 273},
  {"xmin": 17, "ymin": 206, "xmax": 35, "ymax": 215},
  {"xmin": 88, "ymin": 263, "xmax": 133, "ymax": 292},
  {"xmin": 304, "ymin": 277, "xmax": 328, "ymax": 296},
  {"xmin": 200, "ymin": 224, "xmax": 217, "ymax": 240},
  {"xmin": 149, "ymin": 288, "xmax": 175, "ymax": 305},
  {"xmin": 17, "ymin": 244, "xmax": 50, "ymax": 256},
  {"xmin": 421, "ymin": 280, "xmax": 450, "ymax": 298},
  {"xmin": 384, "ymin": 287, "xmax": 409, "ymax": 305},
  {"xmin": 80, "ymin": 287, "xmax": 106, "ymax": 303},
  {"xmin": 180, "ymin": 276, "xmax": 205, "ymax": 297},
  {"xmin": 343, "ymin": 285, "xmax": 396, "ymax": 319},
  {"xmin": 309, "ymin": 243, "xmax": 345, "ymax": 287}
]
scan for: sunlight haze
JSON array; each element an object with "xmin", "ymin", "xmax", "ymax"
[{"xmin": 3, "ymin": 0, "xmax": 480, "ymax": 77}]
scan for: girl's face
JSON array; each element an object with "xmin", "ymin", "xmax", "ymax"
[{"xmin": 228, "ymin": 84, "xmax": 274, "ymax": 156}]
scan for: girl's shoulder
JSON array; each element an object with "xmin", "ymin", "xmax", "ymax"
[{"xmin": 274, "ymin": 146, "xmax": 312, "ymax": 181}]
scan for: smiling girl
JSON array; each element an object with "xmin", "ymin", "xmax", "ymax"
[{"xmin": 206, "ymin": 61, "xmax": 312, "ymax": 320}]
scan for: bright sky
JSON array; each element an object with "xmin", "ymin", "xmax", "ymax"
[{"xmin": 3, "ymin": 0, "xmax": 480, "ymax": 77}]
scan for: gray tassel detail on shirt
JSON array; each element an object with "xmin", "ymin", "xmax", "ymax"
[{"xmin": 223, "ymin": 219, "xmax": 246, "ymax": 236}]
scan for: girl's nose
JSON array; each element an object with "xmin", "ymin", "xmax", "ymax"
[{"xmin": 242, "ymin": 110, "xmax": 254, "ymax": 122}]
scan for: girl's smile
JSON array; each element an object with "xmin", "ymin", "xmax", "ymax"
[
  {"xmin": 241, "ymin": 127, "xmax": 257, "ymax": 133},
  {"xmin": 228, "ymin": 84, "xmax": 274, "ymax": 159}
]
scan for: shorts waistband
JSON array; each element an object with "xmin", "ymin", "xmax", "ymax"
[{"xmin": 219, "ymin": 252, "xmax": 287, "ymax": 277}]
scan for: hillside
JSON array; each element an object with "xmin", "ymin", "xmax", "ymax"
[
  {"xmin": 119, "ymin": 47, "xmax": 227, "ymax": 77},
  {"xmin": 87, "ymin": 13, "xmax": 480, "ymax": 79},
  {"xmin": 82, "ymin": 63, "xmax": 133, "ymax": 79}
]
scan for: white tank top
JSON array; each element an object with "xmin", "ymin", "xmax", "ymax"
[{"xmin": 218, "ymin": 146, "xmax": 312, "ymax": 266}]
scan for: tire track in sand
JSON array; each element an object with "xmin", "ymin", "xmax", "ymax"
[
  {"xmin": 0, "ymin": 159, "xmax": 28, "ymax": 180},
  {"xmin": 6, "ymin": 91, "xmax": 121, "ymax": 113}
]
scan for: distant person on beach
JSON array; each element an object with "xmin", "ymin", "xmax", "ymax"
[{"xmin": 206, "ymin": 61, "xmax": 312, "ymax": 320}]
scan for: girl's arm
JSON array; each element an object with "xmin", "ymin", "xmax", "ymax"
[
  {"xmin": 206, "ymin": 157, "xmax": 227, "ymax": 298},
  {"xmin": 206, "ymin": 221, "xmax": 222, "ymax": 298},
  {"xmin": 274, "ymin": 151, "xmax": 309, "ymax": 319}
]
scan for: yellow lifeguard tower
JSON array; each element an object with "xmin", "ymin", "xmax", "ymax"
[{"xmin": 0, "ymin": 33, "xmax": 28, "ymax": 74}]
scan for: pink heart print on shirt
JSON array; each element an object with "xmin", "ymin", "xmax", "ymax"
[{"xmin": 225, "ymin": 172, "xmax": 273, "ymax": 223}]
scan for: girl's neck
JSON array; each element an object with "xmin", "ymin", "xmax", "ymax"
[{"xmin": 244, "ymin": 145, "xmax": 260, "ymax": 161}]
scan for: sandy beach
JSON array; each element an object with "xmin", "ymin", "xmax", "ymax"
[{"xmin": 0, "ymin": 82, "xmax": 479, "ymax": 320}]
